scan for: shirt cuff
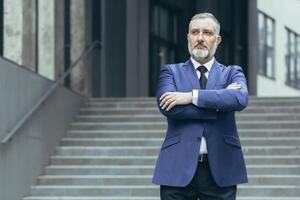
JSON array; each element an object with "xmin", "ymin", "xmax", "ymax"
[{"xmin": 192, "ymin": 89, "xmax": 198, "ymax": 105}]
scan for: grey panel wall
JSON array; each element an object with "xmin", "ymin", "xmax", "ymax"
[
  {"xmin": 0, "ymin": 57, "xmax": 52, "ymax": 140},
  {"xmin": 0, "ymin": 57, "xmax": 84, "ymax": 200},
  {"xmin": 126, "ymin": 0, "xmax": 149, "ymax": 97}
]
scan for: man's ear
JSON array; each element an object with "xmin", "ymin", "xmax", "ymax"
[{"xmin": 217, "ymin": 36, "xmax": 222, "ymax": 45}]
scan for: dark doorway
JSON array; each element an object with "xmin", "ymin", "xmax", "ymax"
[
  {"xmin": 0, "ymin": 0, "xmax": 3, "ymax": 56},
  {"xmin": 91, "ymin": 0, "xmax": 102, "ymax": 97},
  {"xmin": 149, "ymin": 2, "xmax": 182, "ymax": 96},
  {"xmin": 64, "ymin": 0, "xmax": 71, "ymax": 87}
]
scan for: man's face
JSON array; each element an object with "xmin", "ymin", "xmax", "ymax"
[{"xmin": 187, "ymin": 18, "xmax": 221, "ymax": 63}]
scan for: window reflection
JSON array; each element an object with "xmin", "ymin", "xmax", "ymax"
[
  {"xmin": 149, "ymin": 3, "xmax": 179, "ymax": 96},
  {"xmin": 258, "ymin": 11, "xmax": 275, "ymax": 79},
  {"xmin": 286, "ymin": 28, "xmax": 300, "ymax": 89}
]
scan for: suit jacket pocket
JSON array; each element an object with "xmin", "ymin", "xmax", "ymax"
[
  {"xmin": 161, "ymin": 135, "xmax": 180, "ymax": 150},
  {"xmin": 224, "ymin": 135, "xmax": 241, "ymax": 148}
]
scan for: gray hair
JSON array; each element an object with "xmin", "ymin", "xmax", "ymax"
[{"xmin": 189, "ymin": 13, "xmax": 220, "ymax": 34}]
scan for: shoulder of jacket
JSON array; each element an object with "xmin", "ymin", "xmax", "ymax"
[
  {"xmin": 224, "ymin": 64, "xmax": 243, "ymax": 72},
  {"xmin": 164, "ymin": 62, "xmax": 186, "ymax": 70}
]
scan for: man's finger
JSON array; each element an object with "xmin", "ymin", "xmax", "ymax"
[
  {"xmin": 162, "ymin": 97, "xmax": 175, "ymax": 109},
  {"xmin": 160, "ymin": 93, "xmax": 173, "ymax": 106},
  {"xmin": 161, "ymin": 95, "xmax": 175, "ymax": 109},
  {"xmin": 160, "ymin": 92, "xmax": 172, "ymax": 101},
  {"xmin": 166, "ymin": 101, "xmax": 176, "ymax": 111}
]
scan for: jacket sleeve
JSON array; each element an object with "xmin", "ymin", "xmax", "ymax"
[
  {"xmin": 196, "ymin": 65, "xmax": 249, "ymax": 112},
  {"xmin": 156, "ymin": 65, "xmax": 217, "ymax": 120}
]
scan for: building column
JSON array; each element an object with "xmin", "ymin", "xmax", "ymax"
[
  {"xmin": 70, "ymin": 0, "xmax": 92, "ymax": 96},
  {"xmin": 54, "ymin": 0, "xmax": 65, "ymax": 80},
  {"xmin": 3, "ymin": 0, "xmax": 22, "ymax": 64},
  {"xmin": 247, "ymin": 0, "xmax": 258, "ymax": 95},
  {"xmin": 3, "ymin": 0, "xmax": 33, "ymax": 67},
  {"xmin": 22, "ymin": 0, "xmax": 37, "ymax": 71},
  {"xmin": 126, "ymin": 0, "xmax": 149, "ymax": 96},
  {"xmin": 38, "ymin": 0, "xmax": 65, "ymax": 81}
]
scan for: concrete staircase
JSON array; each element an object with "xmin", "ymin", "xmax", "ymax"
[{"xmin": 23, "ymin": 97, "xmax": 300, "ymax": 200}]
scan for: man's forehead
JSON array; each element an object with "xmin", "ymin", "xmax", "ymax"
[{"xmin": 189, "ymin": 18, "xmax": 217, "ymax": 30}]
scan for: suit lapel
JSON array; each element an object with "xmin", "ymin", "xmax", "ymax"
[
  {"xmin": 206, "ymin": 60, "xmax": 223, "ymax": 89},
  {"xmin": 183, "ymin": 59, "xmax": 200, "ymax": 90}
]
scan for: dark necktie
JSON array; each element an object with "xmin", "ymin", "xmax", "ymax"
[{"xmin": 197, "ymin": 65, "xmax": 207, "ymax": 89}]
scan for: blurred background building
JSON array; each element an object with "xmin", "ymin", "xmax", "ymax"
[{"xmin": 0, "ymin": 0, "xmax": 299, "ymax": 97}]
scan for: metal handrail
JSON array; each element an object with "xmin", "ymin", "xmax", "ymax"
[{"xmin": 1, "ymin": 40, "xmax": 102, "ymax": 143}]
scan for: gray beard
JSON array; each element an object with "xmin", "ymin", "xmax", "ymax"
[
  {"xmin": 188, "ymin": 41, "xmax": 217, "ymax": 61},
  {"xmin": 191, "ymin": 49, "xmax": 209, "ymax": 60}
]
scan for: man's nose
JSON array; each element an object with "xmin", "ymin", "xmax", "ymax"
[{"xmin": 196, "ymin": 32, "xmax": 204, "ymax": 41}]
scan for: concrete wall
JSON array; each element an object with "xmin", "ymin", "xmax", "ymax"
[
  {"xmin": 3, "ymin": 0, "xmax": 65, "ymax": 80},
  {"xmin": 0, "ymin": 57, "xmax": 84, "ymax": 200},
  {"xmin": 3, "ymin": 0, "xmax": 23, "ymax": 65},
  {"xmin": 38, "ymin": 0, "xmax": 65, "ymax": 80},
  {"xmin": 70, "ymin": 0, "xmax": 92, "ymax": 96},
  {"xmin": 257, "ymin": 0, "xmax": 300, "ymax": 96},
  {"xmin": 0, "ymin": 57, "xmax": 51, "ymax": 140}
]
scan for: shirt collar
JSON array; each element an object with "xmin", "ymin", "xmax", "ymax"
[{"xmin": 190, "ymin": 57, "xmax": 215, "ymax": 73}]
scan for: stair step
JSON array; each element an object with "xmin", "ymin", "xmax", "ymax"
[
  {"xmin": 66, "ymin": 129, "xmax": 300, "ymax": 138},
  {"xmin": 50, "ymin": 155, "xmax": 300, "ymax": 165},
  {"xmin": 70, "ymin": 121, "xmax": 300, "ymax": 130},
  {"xmin": 237, "ymin": 185, "xmax": 300, "ymax": 196},
  {"xmin": 30, "ymin": 185, "xmax": 158, "ymax": 196},
  {"xmin": 87, "ymin": 96, "xmax": 300, "ymax": 101},
  {"xmin": 84, "ymin": 99, "xmax": 300, "ymax": 107},
  {"xmin": 37, "ymin": 175, "xmax": 153, "ymax": 185},
  {"xmin": 22, "ymin": 197, "xmax": 300, "ymax": 200},
  {"xmin": 36, "ymin": 175, "xmax": 300, "ymax": 186},
  {"xmin": 44, "ymin": 165, "xmax": 154, "ymax": 175},
  {"xmin": 29, "ymin": 185, "xmax": 300, "ymax": 197},
  {"xmin": 55, "ymin": 146, "xmax": 300, "ymax": 156},
  {"xmin": 75, "ymin": 113, "xmax": 300, "ymax": 122},
  {"xmin": 50, "ymin": 156, "xmax": 156, "ymax": 165},
  {"xmin": 24, "ymin": 197, "xmax": 160, "ymax": 200},
  {"xmin": 60, "ymin": 137, "xmax": 300, "ymax": 146},
  {"xmin": 78, "ymin": 107, "xmax": 300, "ymax": 115},
  {"xmin": 43, "ymin": 165, "xmax": 300, "ymax": 176}
]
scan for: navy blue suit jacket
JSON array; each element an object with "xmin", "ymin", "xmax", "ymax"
[{"xmin": 152, "ymin": 59, "xmax": 248, "ymax": 187}]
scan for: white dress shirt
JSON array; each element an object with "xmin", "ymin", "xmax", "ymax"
[{"xmin": 190, "ymin": 57, "xmax": 215, "ymax": 154}]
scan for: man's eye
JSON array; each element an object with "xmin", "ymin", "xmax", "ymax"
[
  {"xmin": 192, "ymin": 30, "xmax": 199, "ymax": 35},
  {"xmin": 204, "ymin": 31, "xmax": 213, "ymax": 35}
]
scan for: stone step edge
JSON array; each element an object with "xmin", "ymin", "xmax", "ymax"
[
  {"xmin": 23, "ymin": 197, "xmax": 160, "ymax": 200},
  {"xmin": 60, "ymin": 137, "xmax": 300, "ymax": 141},
  {"xmin": 76, "ymin": 113, "xmax": 300, "ymax": 117},
  {"xmin": 67, "ymin": 128, "xmax": 300, "ymax": 133},
  {"xmin": 50, "ymin": 155, "xmax": 300, "ymax": 159},
  {"xmin": 22, "ymin": 197, "xmax": 300, "ymax": 200},
  {"xmin": 56, "ymin": 145, "xmax": 300, "ymax": 149},
  {"xmin": 45, "ymin": 164, "xmax": 300, "ymax": 169},
  {"xmin": 70, "ymin": 120, "xmax": 300, "ymax": 125},
  {"xmin": 30, "ymin": 185, "xmax": 300, "ymax": 189},
  {"xmin": 37, "ymin": 174, "xmax": 300, "ymax": 179}
]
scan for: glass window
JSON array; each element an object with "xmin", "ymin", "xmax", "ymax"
[
  {"xmin": 258, "ymin": 11, "xmax": 275, "ymax": 79},
  {"xmin": 149, "ymin": 3, "xmax": 180, "ymax": 96},
  {"xmin": 286, "ymin": 28, "xmax": 300, "ymax": 89},
  {"xmin": 0, "ymin": 0, "xmax": 3, "ymax": 56}
]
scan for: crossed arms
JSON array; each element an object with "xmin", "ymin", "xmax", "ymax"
[{"xmin": 157, "ymin": 65, "xmax": 249, "ymax": 120}]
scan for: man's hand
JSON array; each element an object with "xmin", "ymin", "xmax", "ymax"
[
  {"xmin": 160, "ymin": 92, "xmax": 192, "ymax": 111},
  {"xmin": 227, "ymin": 82, "xmax": 241, "ymax": 89}
]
